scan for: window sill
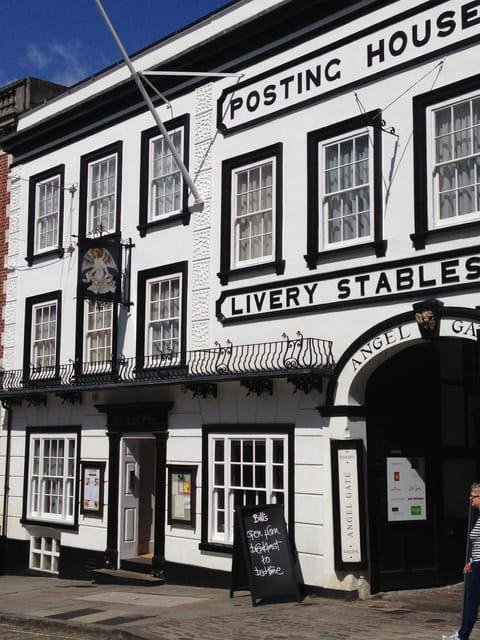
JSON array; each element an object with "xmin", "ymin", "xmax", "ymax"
[
  {"xmin": 25, "ymin": 247, "xmax": 65, "ymax": 267},
  {"xmin": 218, "ymin": 259, "xmax": 286, "ymax": 285},
  {"xmin": 411, "ymin": 220, "xmax": 480, "ymax": 250},
  {"xmin": 199, "ymin": 541, "xmax": 232, "ymax": 555},
  {"xmin": 20, "ymin": 518, "xmax": 78, "ymax": 532},
  {"xmin": 137, "ymin": 210, "xmax": 191, "ymax": 237},
  {"xmin": 304, "ymin": 240, "xmax": 387, "ymax": 269}
]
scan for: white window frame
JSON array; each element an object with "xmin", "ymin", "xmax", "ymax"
[
  {"xmin": 87, "ymin": 153, "xmax": 117, "ymax": 235},
  {"xmin": 208, "ymin": 433, "xmax": 288, "ymax": 545},
  {"xmin": 30, "ymin": 533, "xmax": 60, "ymax": 574},
  {"xmin": 428, "ymin": 90, "xmax": 480, "ymax": 229},
  {"xmin": 320, "ymin": 128, "xmax": 374, "ymax": 250},
  {"xmin": 35, "ymin": 175, "xmax": 60, "ymax": 253},
  {"xmin": 31, "ymin": 300, "xmax": 57, "ymax": 369},
  {"xmin": 148, "ymin": 129, "xmax": 184, "ymax": 220},
  {"xmin": 85, "ymin": 300, "xmax": 113, "ymax": 364},
  {"xmin": 145, "ymin": 273, "xmax": 181, "ymax": 363},
  {"xmin": 231, "ymin": 157, "xmax": 275, "ymax": 268},
  {"xmin": 27, "ymin": 434, "xmax": 77, "ymax": 524}
]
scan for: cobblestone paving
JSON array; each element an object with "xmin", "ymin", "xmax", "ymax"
[{"xmin": 0, "ymin": 576, "xmax": 469, "ymax": 640}]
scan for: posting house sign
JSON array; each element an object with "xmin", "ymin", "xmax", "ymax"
[{"xmin": 218, "ymin": 0, "xmax": 480, "ymax": 132}]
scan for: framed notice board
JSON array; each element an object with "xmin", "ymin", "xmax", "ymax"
[{"xmin": 230, "ymin": 503, "xmax": 300, "ymax": 606}]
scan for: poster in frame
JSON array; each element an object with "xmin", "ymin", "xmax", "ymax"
[
  {"xmin": 80, "ymin": 461, "xmax": 105, "ymax": 516},
  {"xmin": 167, "ymin": 465, "xmax": 196, "ymax": 527}
]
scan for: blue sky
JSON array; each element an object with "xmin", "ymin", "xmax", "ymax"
[{"xmin": 1, "ymin": 0, "xmax": 232, "ymax": 88}]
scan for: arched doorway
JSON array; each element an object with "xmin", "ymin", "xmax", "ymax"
[{"xmin": 366, "ymin": 337, "xmax": 480, "ymax": 593}]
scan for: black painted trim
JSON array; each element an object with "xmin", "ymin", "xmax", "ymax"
[
  {"xmin": 412, "ymin": 73, "xmax": 480, "ymax": 250},
  {"xmin": 59, "ymin": 545, "xmax": 104, "ymax": 580},
  {"xmin": 200, "ymin": 423, "xmax": 295, "ymax": 552},
  {"xmin": 320, "ymin": 405, "xmax": 367, "ymax": 418},
  {"xmin": 78, "ymin": 141, "xmax": 123, "ymax": 239},
  {"xmin": 26, "ymin": 165, "xmax": 65, "ymax": 267},
  {"xmin": 21, "ymin": 425, "xmax": 81, "ymax": 530},
  {"xmin": 218, "ymin": 1, "xmax": 480, "ymax": 135},
  {"xmin": 138, "ymin": 114, "xmax": 191, "ymax": 236},
  {"xmin": 305, "ymin": 110, "xmax": 385, "ymax": 269},
  {"xmin": 216, "ymin": 244, "xmax": 480, "ymax": 325},
  {"xmin": 324, "ymin": 304, "xmax": 480, "ymax": 411},
  {"xmin": 23, "ymin": 291, "xmax": 62, "ymax": 382},
  {"xmin": 218, "ymin": 143, "xmax": 284, "ymax": 285},
  {"xmin": 106, "ymin": 431, "xmax": 120, "ymax": 567},
  {"xmin": 0, "ymin": 537, "xmax": 29, "ymax": 574},
  {"xmin": 74, "ymin": 300, "xmax": 119, "ymax": 377},
  {"xmin": 135, "ymin": 261, "xmax": 188, "ymax": 367}
]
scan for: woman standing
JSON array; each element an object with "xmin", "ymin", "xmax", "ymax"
[{"xmin": 443, "ymin": 483, "xmax": 480, "ymax": 640}]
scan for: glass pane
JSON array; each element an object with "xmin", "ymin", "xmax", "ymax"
[
  {"xmin": 273, "ymin": 466, "xmax": 284, "ymax": 490},
  {"xmin": 231, "ymin": 464, "xmax": 241, "ymax": 486},
  {"xmin": 458, "ymin": 186, "xmax": 475, "ymax": 215},
  {"xmin": 273, "ymin": 440, "xmax": 284, "ymax": 463},
  {"xmin": 325, "ymin": 144, "xmax": 338, "ymax": 170},
  {"xmin": 231, "ymin": 440, "xmax": 241, "ymax": 462},
  {"xmin": 439, "ymin": 192, "xmax": 455, "ymax": 219},
  {"xmin": 243, "ymin": 441, "xmax": 253, "ymax": 462},
  {"xmin": 217, "ymin": 510, "xmax": 225, "ymax": 533},
  {"xmin": 255, "ymin": 441, "xmax": 266, "ymax": 463},
  {"xmin": 255, "ymin": 465, "xmax": 266, "ymax": 487},
  {"xmin": 436, "ymin": 134, "xmax": 452, "ymax": 163},
  {"xmin": 214, "ymin": 463, "xmax": 224, "ymax": 485}
]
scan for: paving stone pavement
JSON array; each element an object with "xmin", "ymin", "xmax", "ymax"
[{"xmin": 0, "ymin": 574, "xmax": 472, "ymax": 640}]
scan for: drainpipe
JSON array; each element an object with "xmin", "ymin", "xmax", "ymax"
[{"xmin": 1, "ymin": 400, "xmax": 11, "ymax": 539}]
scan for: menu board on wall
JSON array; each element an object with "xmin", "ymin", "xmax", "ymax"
[
  {"xmin": 230, "ymin": 504, "xmax": 300, "ymax": 606},
  {"xmin": 387, "ymin": 456, "xmax": 427, "ymax": 522}
]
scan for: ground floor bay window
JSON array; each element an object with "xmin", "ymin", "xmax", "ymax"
[
  {"xmin": 203, "ymin": 426, "xmax": 293, "ymax": 547},
  {"xmin": 23, "ymin": 428, "xmax": 80, "ymax": 527}
]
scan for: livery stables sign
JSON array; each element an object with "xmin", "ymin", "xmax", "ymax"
[
  {"xmin": 216, "ymin": 247, "xmax": 480, "ymax": 323},
  {"xmin": 218, "ymin": 0, "xmax": 480, "ymax": 131}
]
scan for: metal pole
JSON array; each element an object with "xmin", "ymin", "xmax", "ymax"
[
  {"xmin": 462, "ymin": 500, "xmax": 474, "ymax": 621},
  {"xmin": 93, "ymin": 0, "xmax": 203, "ymax": 206}
]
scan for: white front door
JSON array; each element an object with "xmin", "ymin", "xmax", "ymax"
[{"xmin": 119, "ymin": 439, "xmax": 140, "ymax": 560}]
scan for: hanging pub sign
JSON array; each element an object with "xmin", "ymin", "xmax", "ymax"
[{"xmin": 78, "ymin": 238, "xmax": 122, "ymax": 302}]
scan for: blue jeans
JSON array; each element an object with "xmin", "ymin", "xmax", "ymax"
[{"xmin": 459, "ymin": 562, "xmax": 480, "ymax": 639}]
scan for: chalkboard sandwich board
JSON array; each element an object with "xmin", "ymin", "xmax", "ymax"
[{"xmin": 230, "ymin": 503, "xmax": 301, "ymax": 606}]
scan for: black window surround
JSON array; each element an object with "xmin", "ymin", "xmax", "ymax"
[
  {"xmin": 21, "ymin": 425, "xmax": 81, "ymax": 532},
  {"xmin": 78, "ymin": 141, "xmax": 123, "ymax": 239},
  {"xmin": 136, "ymin": 261, "xmax": 188, "ymax": 369},
  {"xmin": 305, "ymin": 109, "xmax": 386, "ymax": 270},
  {"xmin": 218, "ymin": 143, "xmax": 285, "ymax": 286},
  {"xmin": 199, "ymin": 423, "xmax": 295, "ymax": 554},
  {"xmin": 73, "ymin": 297, "xmax": 119, "ymax": 377},
  {"xmin": 23, "ymin": 291, "xmax": 62, "ymax": 383},
  {"xmin": 138, "ymin": 114, "xmax": 191, "ymax": 237},
  {"xmin": 412, "ymin": 73, "xmax": 480, "ymax": 250},
  {"xmin": 26, "ymin": 165, "xmax": 65, "ymax": 267}
]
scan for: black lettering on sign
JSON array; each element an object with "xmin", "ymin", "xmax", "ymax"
[{"xmin": 230, "ymin": 503, "xmax": 301, "ymax": 606}]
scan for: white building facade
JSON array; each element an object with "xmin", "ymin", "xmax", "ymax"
[{"xmin": 1, "ymin": 0, "xmax": 480, "ymax": 595}]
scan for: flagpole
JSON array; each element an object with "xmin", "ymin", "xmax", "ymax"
[{"xmin": 93, "ymin": 0, "xmax": 204, "ymax": 206}]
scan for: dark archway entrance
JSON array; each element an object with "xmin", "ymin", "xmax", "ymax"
[{"xmin": 366, "ymin": 338, "xmax": 480, "ymax": 593}]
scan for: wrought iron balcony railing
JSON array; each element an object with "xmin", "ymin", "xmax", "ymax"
[{"xmin": 0, "ymin": 335, "xmax": 334, "ymax": 397}]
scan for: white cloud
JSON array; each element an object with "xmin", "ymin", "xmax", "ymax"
[{"xmin": 25, "ymin": 40, "xmax": 91, "ymax": 87}]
